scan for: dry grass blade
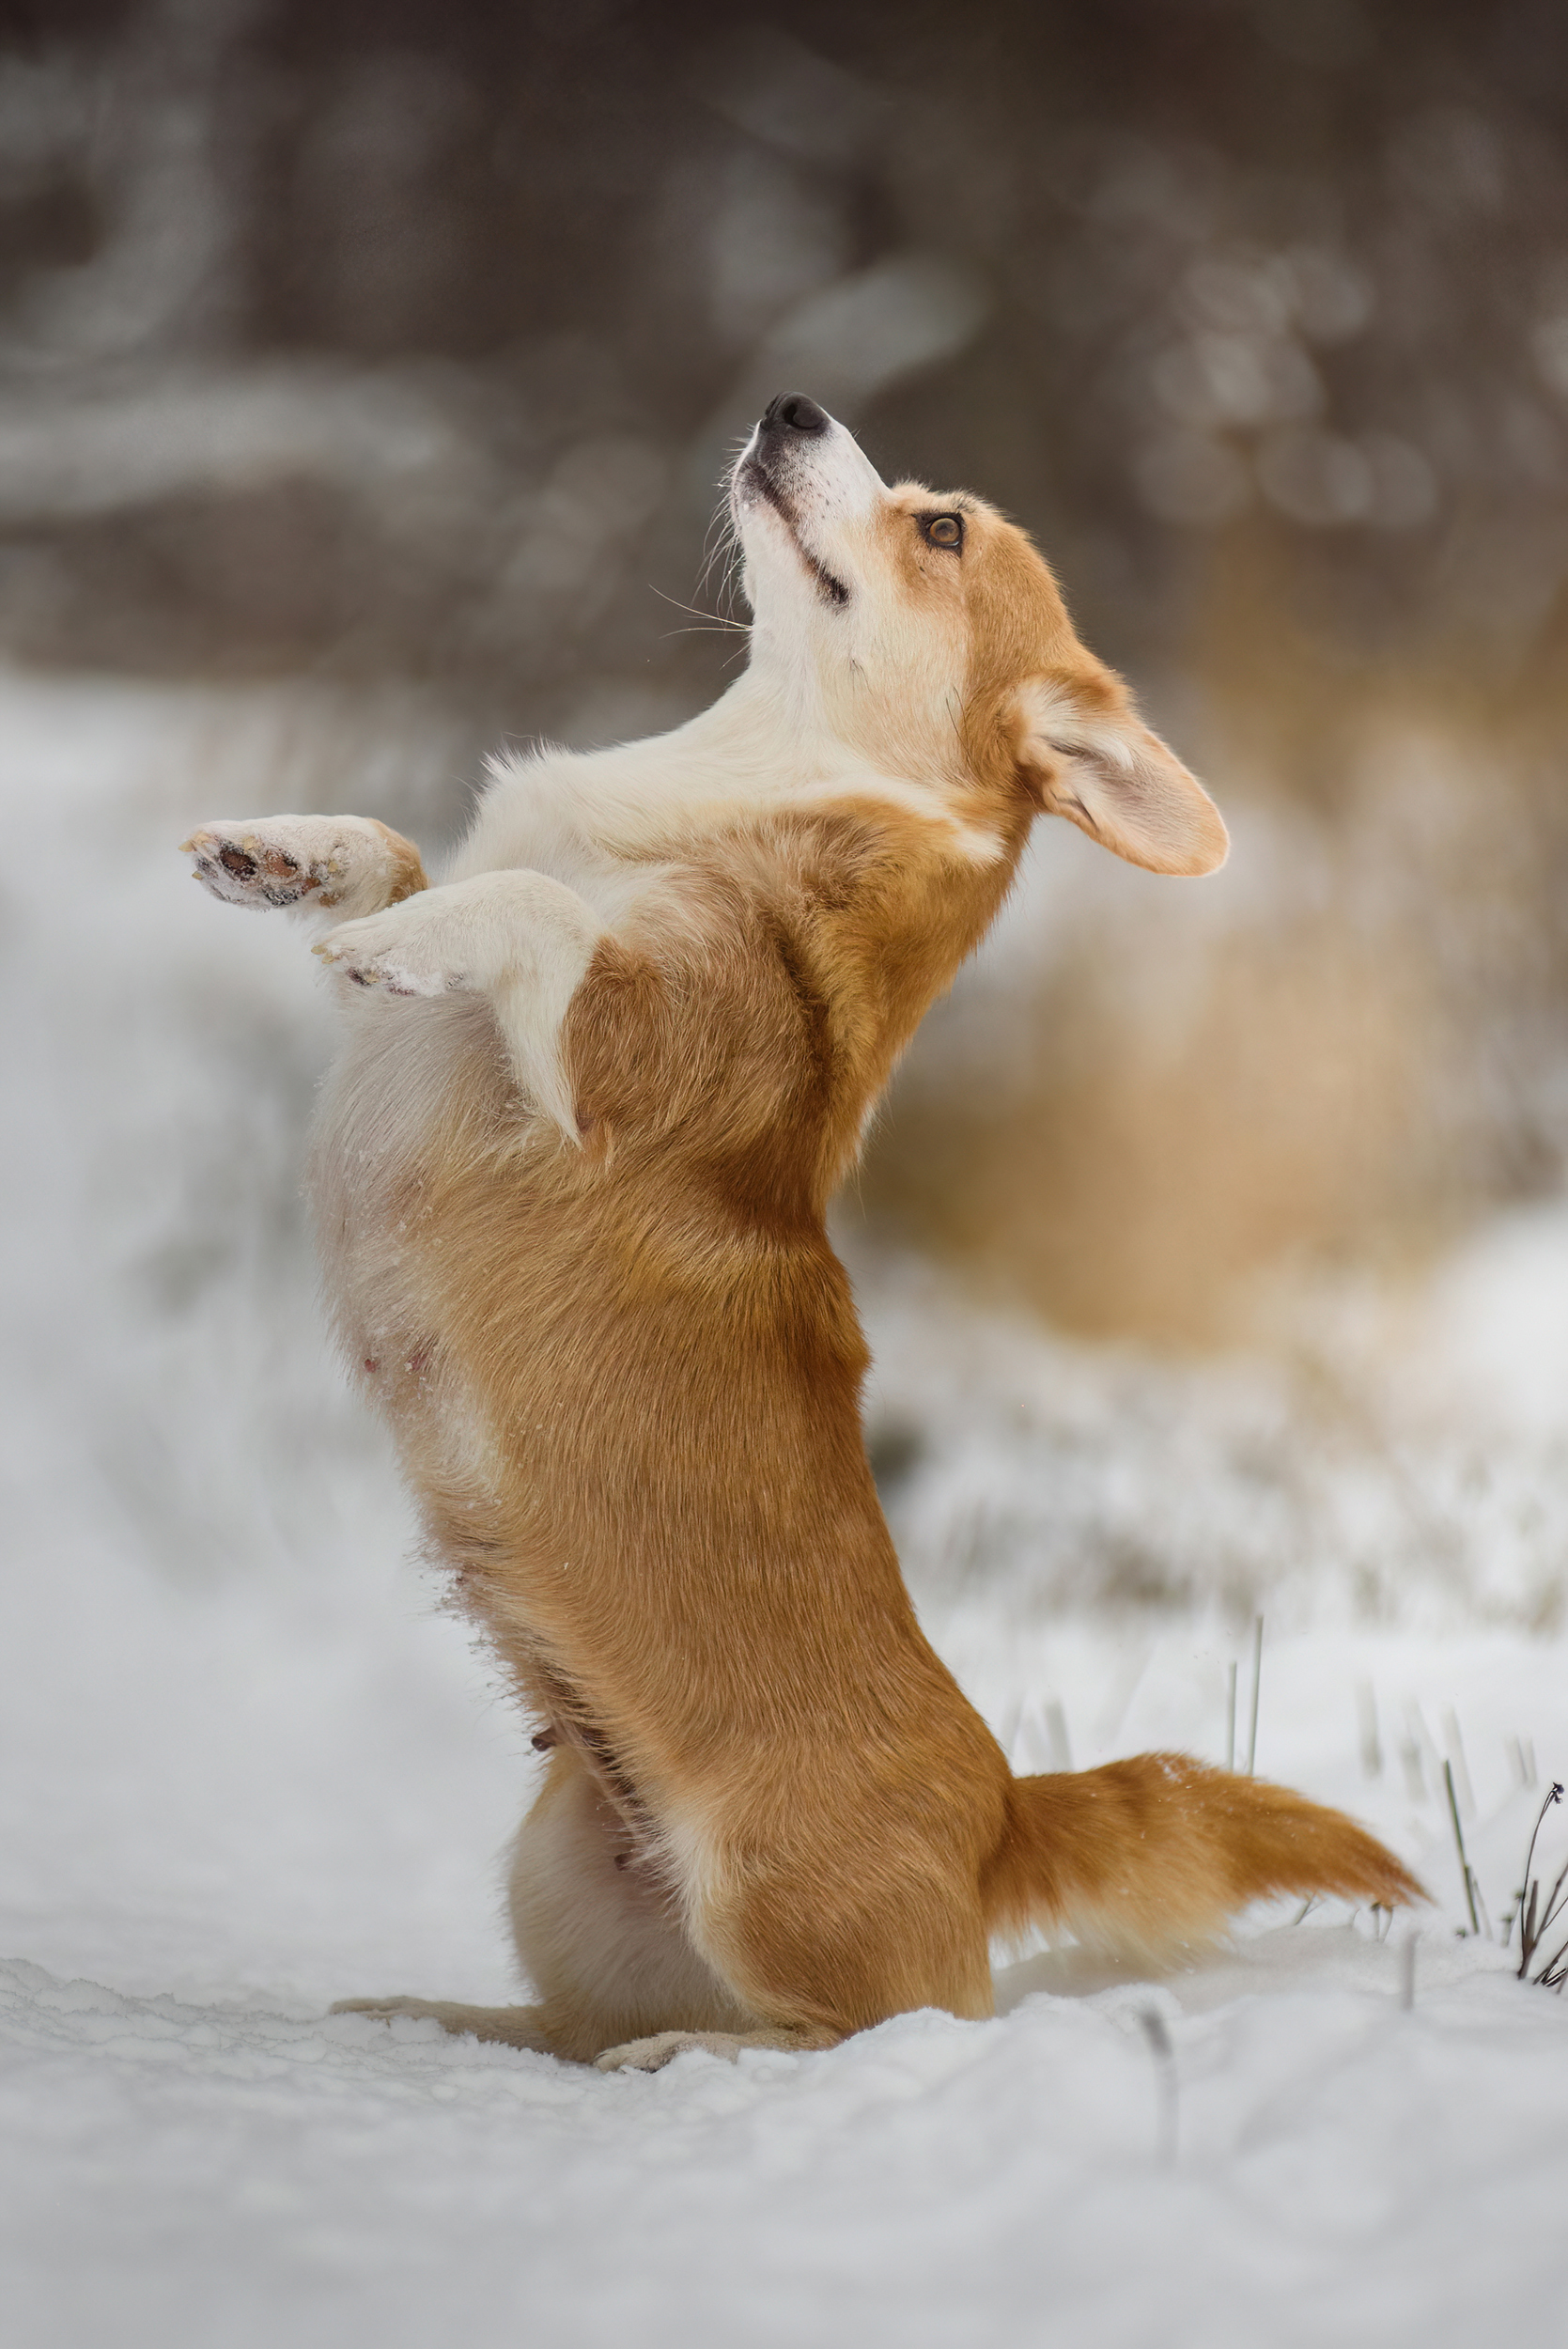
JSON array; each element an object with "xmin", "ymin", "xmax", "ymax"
[
  {"xmin": 1529, "ymin": 1857, "xmax": 1568, "ymax": 1991},
  {"xmin": 1225, "ymin": 1659, "xmax": 1236, "ymax": 1774},
  {"xmin": 1444, "ymin": 1759, "xmax": 1481, "ymax": 1936},
  {"xmin": 1514, "ymin": 1781, "xmax": 1564, "ymax": 1981}
]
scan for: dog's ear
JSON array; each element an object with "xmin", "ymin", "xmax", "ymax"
[{"xmin": 1011, "ymin": 674, "xmax": 1229, "ymax": 877}]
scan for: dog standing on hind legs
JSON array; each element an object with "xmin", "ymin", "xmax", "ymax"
[{"xmin": 181, "ymin": 392, "xmax": 1421, "ymax": 2071}]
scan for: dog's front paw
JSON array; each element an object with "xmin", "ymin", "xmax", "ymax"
[
  {"xmin": 316, "ymin": 899, "xmax": 468, "ymax": 996},
  {"xmin": 181, "ymin": 815, "xmax": 422, "ymax": 917},
  {"xmin": 182, "ymin": 819, "xmax": 329, "ymax": 909}
]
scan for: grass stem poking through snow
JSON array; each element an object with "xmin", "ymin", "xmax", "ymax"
[
  {"xmin": 1443, "ymin": 1709, "xmax": 1476, "ymax": 1819},
  {"xmin": 1400, "ymin": 1934, "xmax": 1418, "ymax": 2011},
  {"xmin": 1410, "ymin": 1703, "xmax": 1447, "ymax": 1803},
  {"xmin": 1246, "ymin": 1616, "xmax": 1264, "ymax": 1777},
  {"xmin": 1138, "ymin": 2007, "xmax": 1178, "ymax": 2165},
  {"xmin": 1226, "ymin": 1660, "xmax": 1237, "ymax": 1774},
  {"xmin": 1444, "ymin": 1759, "xmax": 1481, "ymax": 1935},
  {"xmin": 1514, "ymin": 1782, "xmax": 1567, "ymax": 1983},
  {"xmin": 1531, "ymin": 1866, "xmax": 1568, "ymax": 1989}
]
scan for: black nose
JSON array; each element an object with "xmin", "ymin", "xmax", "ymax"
[{"xmin": 761, "ymin": 391, "xmax": 829, "ymax": 437}]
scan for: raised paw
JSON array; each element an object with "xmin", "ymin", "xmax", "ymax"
[
  {"xmin": 181, "ymin": 815, "xmax": 426, "ymax": 918},
  {"xmin": 183, "ymin": 820, "xmax": 325, "ymax": 908},
  {"xmin": 315, "ymin": 894, "xmax": 472, "ymax": 996}
]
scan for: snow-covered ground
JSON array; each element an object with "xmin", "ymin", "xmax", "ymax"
[{"xmin": 4, "ymin": 670, "xmax": 1568, "ymax": 2347}]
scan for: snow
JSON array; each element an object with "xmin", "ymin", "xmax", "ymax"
[
  {"xmin": 5, "ymin": 668, "xmax": 1568, "ymax": 2347},
  {"xmin": 8, "ymin": 1935, "xmax": 1568, "ymax": 2349}
]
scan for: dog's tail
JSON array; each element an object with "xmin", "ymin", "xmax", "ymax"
[{"xmin": 983, "ymin": 1754, "xmax": 1424, "ymax": 1962}]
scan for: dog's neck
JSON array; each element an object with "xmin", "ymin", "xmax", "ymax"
[{"xmin": 467, "ymin": 660, "xmax": 1011, "ymax": 881}]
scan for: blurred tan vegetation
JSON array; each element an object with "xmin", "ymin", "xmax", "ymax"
[{"xmin": 4, "ymin": 0, "xmax": 1568, "ymax": 1341}]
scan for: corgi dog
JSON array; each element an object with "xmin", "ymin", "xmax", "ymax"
[{"xmin": 182, "ymin": 393, "xmax": 1420, "ymax": 2070}]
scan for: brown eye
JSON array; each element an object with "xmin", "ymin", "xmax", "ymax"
[{"xmin": 921, "ymin": 512, "xmax": 964, "ymax": 551}]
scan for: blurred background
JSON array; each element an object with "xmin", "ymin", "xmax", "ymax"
[{"xmin": 7, "ymin": 0, "xmax": 1568, "ymax": 1657}]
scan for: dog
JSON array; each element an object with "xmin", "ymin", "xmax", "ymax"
[{"xmin": 181, "ymin": 391, "xmax": 1420, "ymax": 2070}]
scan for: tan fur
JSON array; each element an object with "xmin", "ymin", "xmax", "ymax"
[{"xmin": 185, "ymin": 396, "xmax": 1421, "ymax": 2072}]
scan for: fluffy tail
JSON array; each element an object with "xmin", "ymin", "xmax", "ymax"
[{"xmin": 984, "ymin": 1753, "xmax": 1424, "ymax": 1964}]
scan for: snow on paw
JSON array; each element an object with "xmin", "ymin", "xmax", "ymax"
[
  {"xmin": 315, "ymin": 899, "xmax": 469, "ymax": 997},
  {"xmin": 181, "ymin": 821, "xmax": 329, "ymax": 910},
  {"xmin": 181, "ymin": 814, "xmax": 424, "ymax": 918}
]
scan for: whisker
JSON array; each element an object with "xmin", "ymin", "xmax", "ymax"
[
  {"xmin": 648, "ymin": 583, "xmax": 749, "ymax": 635},
  {"xmin": 698, "ymin": 496, "xmax": 741, "ymax": 601},
  {"xmin": 694, "ymin": 475, "xmax": 749, "ymax": 630}
]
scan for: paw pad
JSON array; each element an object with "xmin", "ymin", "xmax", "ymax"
[{"xmin": 183, "ymin": 826, "xmax": 327, "ymax": 909}]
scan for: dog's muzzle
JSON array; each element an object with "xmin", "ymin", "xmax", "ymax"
[{"xmin": 735, "ymin": 393, "xmax": 850, "ymax": 607}]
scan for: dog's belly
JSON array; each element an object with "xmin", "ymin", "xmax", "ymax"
[{"xmin": 308, "ymin": 989, "xmax": 546, "ymax": 1434}]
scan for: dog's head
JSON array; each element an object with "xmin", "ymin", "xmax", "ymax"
[{"xmin": 732, "ymin": 394, "xmax": 1226, "ymax": 877}]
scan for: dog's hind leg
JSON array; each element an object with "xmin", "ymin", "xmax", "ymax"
[
  {"xmin": 181, "ymin": 815, "xmax": 427, "ymax": 920},
  {"xmin": 595, "ymin": 1793, "xmax": 998, "ymax": 2074},
  {"xmin": 328, "ymin": 1992, "xmax": 561, "ymax": 2052},
  {"xmin": 506, "ymin": 1752, "xmax": 759, "ymax": 2063},
  {"xmin": 334, "ymin": 1750, "xmax": 754, "ymax": 2066}
]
